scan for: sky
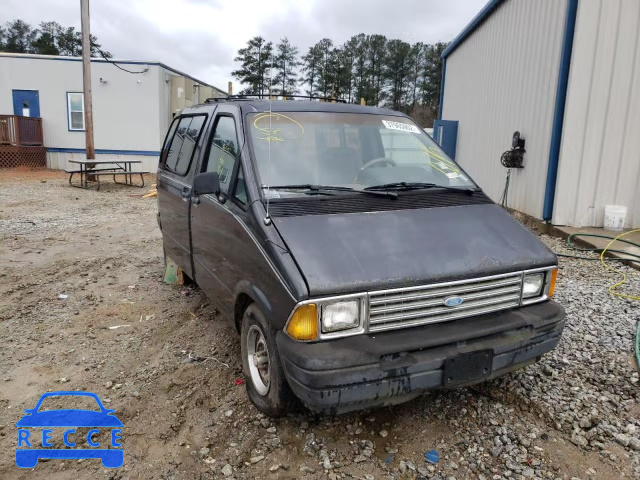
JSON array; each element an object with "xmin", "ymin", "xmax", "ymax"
[{"xmin": 3, "ymin": 0, "xmax": 487, "ymax": 89}]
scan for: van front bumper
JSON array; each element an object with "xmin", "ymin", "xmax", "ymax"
[{"xmin": 276, "ymin": 301, "xmax": 565, "ymax": 414}]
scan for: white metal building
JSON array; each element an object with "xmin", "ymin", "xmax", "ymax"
[
  {"xmin": 439, "ymin": 0, "xmax": 640, "ymax": 228},
  {"xmin": 0, "ymin": 53, "xmax": 224, "ymax": 171}
]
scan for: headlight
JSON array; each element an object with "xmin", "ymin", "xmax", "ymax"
[
  {"xmin": 286, "ymin": 296, "xmax": 364, "ymax": 341},
  {"xmin": 321, "ymin": 300, "xmax": 360, "ymax": 333},
  {"xmin": 522, "ymin": 272, "xmax": 544, "ymax": 298}
]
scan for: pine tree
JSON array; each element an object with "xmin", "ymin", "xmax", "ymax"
[
  {"xmin": 0, "ymin": 25, "xmax": 6, "ymax": 51},
  {"xmin": 347, "ymin": 34, "xmax": 368, "ymax": 104},
  {"xmin": 231, "ymin": 36, "xmax": 273, "ymax": 97},
  {"xmin": 31, "ymin": 22, "xmax": 62, "ymax": 55},
  {"xmin": 315, "ymin": 38, "xmax": 334, "ymax": 98},
  {"xmin": 4, "ymin": 20, "xmax": 36, "ymax": 53},
  {"xmin": 384, "ymin": 39, "xmax": 412, "ymax": 110},
  {"xmin": 0, "ymin": 19, "xmax": 110, "ymax": 57},
  {"xmin": 365, "ymin": 34, "xmax": 387, "ymax": 106},
  {"xmin": 300, "ymin": 44, "xmax": 322, "ymax": 97},
  {"xmin": 420, "ymin": 42, "xmax": 447, "ymax": 115},
  {"xmin": 335, "ymin": 44, "xmax": 355, "ymax": 102},
  {"xmin": 273, "ymin": 37, "xmax": 300, "ymax": 97},
  {"xmin": 408, "ymin": 42, "xmax": 425, "ymax": 109}
]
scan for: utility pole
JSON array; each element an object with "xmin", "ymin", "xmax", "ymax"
[{"xmin": 80, "ymin": 0, "xmax": 95, "ymax": 161}]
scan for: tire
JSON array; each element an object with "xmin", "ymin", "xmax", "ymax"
[{"xmin": 240, "ymin": 304, "xmax": 295, "ymax": 416}]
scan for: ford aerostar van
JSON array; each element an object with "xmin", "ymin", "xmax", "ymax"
[{"xmin": 156, "ymin": 97, "xmax": 565, "ymax": 416}]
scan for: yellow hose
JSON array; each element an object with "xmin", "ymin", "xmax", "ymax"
[{"xmin": 599, "ymin": 228, "xmax": 640, "ymax": 301}]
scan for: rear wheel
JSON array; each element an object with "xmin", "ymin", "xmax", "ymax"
[{"xmin": 240, "ymin": 304, "xmax": 294, "ymax": 416}]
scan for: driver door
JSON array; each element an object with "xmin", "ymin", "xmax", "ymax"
[{"xmin": 190, "ymin": 105, "xmax": 246, "ymax": 314}]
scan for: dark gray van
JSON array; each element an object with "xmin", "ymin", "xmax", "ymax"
[{"xmin": 156, "ymin": 97, "xmax": 564, "ymax": 416}]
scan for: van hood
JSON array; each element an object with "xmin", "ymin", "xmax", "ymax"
[{"xmin": 273, "ymin": 204, "xmax": 556, "ymax": 297}]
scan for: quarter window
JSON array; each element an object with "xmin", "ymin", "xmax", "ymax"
[
  {"xmin": 233, "ymin": 167, "xmax": 248, "ymax": 205},
  {"xmin": 160, "ymin": 118, "xmax": 179, "ymax": 166},
  {"xmin": 205, "ymin": 116, "xmax": 239, "ymax": 194},
  {"xmin": 67, "ymin": 92, "xmax": 85, "ymax": 131}
]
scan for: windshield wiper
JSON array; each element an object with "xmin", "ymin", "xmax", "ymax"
[
  {"xmin": 267, "ymin": 184, "xmax": 398, "ymax": 198},
  {"xmin": 364, "ymin": 182, "xmax": 477, "ymax": 195}
]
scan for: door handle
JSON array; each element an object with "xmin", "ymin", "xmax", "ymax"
[
  {"xmin": 191, "ymin": 195, "xmax": 201, "ymax": 205},
  {"xmin": 181, "ymin": 186, "xmax": 191, "ymax": 198}
]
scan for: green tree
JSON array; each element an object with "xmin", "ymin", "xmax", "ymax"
[
  {"xmin": 408, "ymin": 42, "xmax": 425, "ymax": 109},
  {"xmin": 4, "ymin": 19, "xmax": 36, "ymax": 53},
  {"xmin": 299, "ymin": 44, "xmax": 322, "ymax": 97},
  {"xmin": 315, "ymin": 38, "xmax": 334, "ymax": 98},
  {"xmin": 231, "ymin": 36, "xmax": 273, "ymax": 97},
  {"xmin": 334, "ymin": 44, "xmax": 354, "ymax": 102},
  {"xmin": 347, "ymin": 34, "xmax": 368, "ymax": 104},
  {"xmin": 420, "ymin": 42, "xmax": 448, "ymax": 116},
  {"xmin": 365, "ymin": 34, "xmax": 387, "ymax": 106},
  {"xmin": 31, "ymin": 21, "xmax": 63, "ymax": 55},
  {"xmin": 0, "ymin": 20, "xmax": 111, "ymax": 57},
  {"xmin": 56, "ymin": 27, "xmax": 81, "ymax": 56},
  {"xmin": 384, "ymin": 39, "xmax": 412, "ymax": 110},
  {"xmin": 273, "ymin": 37, "xmax": 299, "ymax": 97}
]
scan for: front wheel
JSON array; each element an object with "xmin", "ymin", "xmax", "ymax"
[{"xmin": 240, "ymin": 304, "xmax": 294, "ymax": 416}]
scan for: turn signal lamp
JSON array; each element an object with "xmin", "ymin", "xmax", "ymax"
[
  {"xmin": 286, "ymin": 304, "xmax": 318, "ymax": 341},
  {"xmin": 548, "ymin": 268, "xmax": 557, "ymax": 298}
]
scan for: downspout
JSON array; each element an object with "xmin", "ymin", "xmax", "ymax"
[
  {"xmin": 542, "ymin": 0, "xmax": 579, "ymax": 222},
  {"xmin": 438, "ymin": 58, "xmax": 447, "ymax": 120}
]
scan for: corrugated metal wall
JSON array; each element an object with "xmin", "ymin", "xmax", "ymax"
[
  {"xmin": 553, "ymin": 0, "xmax": 640, "ymax": 228},
  {"xmin": 442, "ymin": 0, "xmax": 567, "ymax": 219}
]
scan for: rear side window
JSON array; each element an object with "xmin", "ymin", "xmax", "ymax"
[
  {"xmin": 164, "ymin": 115, "xmax": 207, "ymax": 176},
  {"xmin": 204, "ymin": 116, "xmax": 239, "ymax": 194},
  {"xmin": 160, "ymin": 118, "xmax": 179, "ymax": 165}
]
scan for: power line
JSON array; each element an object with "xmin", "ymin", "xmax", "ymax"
[{"xmin": 96, "ymin": 47, "xmax": 149, "ymax": 75}]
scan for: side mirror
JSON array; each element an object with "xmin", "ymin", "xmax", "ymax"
[{"xmin": 193, "ymin": 171, "xmax": 221, "ymax": 196}]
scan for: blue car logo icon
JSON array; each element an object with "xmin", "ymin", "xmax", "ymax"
[
  {"xmin": 444, "ymin": 296, "xmax": 464, "ymax": 307},
  {"xmin": 15, "ymin": 391, "xmax": 123, "ymax": 468}
]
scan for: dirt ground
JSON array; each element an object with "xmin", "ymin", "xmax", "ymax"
[{"xmin": 0, "ymin": 169, "xmax": 637, "ymax": 480}]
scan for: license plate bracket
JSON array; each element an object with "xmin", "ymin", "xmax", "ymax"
[{"xmin": 443, "ymin": 350, "xmax": 493, "ymax": 387}]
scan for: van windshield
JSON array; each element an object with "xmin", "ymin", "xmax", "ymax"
[{"xmin": 247, "ymin": 112, "xmax": 475, "ymax": 197}]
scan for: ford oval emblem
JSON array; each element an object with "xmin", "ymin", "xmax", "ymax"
[{"xmin": 444, "ymin": 296, "xmax": 463, "ymax": 307}]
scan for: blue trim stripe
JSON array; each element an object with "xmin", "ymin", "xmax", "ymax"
[
  {"xmin": 442, "ymin": 0, "xmax": 505, "ymax": 59},
  {"xmin": 543, "ymin": 0, "xmax": 578, "ymax": 222},
  {"xmin": 0, "ymin": 53, "xmax": 226, "ymax": 95},
  {"xmin": 47, "ymin": 147, "xmax": 160, "ymax": 157}
]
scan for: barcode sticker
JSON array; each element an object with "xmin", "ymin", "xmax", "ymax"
[{"xmin": 382, "ymin": 120, "xmax": 420, "ymax": 134}]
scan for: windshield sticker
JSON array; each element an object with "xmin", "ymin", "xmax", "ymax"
[
  {"xmin": 414, "ymin": 141, "xmax": 468, "ymax": 179},
  {"xmin": 381, "ymin": 120, "xmax": 420, "ymax": 133},
  {"xmin": 253, "ymin": 113, "xmax": 305, "ymax": 142}
]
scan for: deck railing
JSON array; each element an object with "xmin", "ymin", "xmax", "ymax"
[{"xmin": 0, "ymin": 115, "xmax": 44, "ymax": 146}]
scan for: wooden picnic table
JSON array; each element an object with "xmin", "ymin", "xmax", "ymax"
[{"xmin": 66, "ymin": 159, "xmax": 149, "ymax": 190}]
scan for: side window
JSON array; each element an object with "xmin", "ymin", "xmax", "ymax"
[
  {"xmin": 160, "ymin": 118, "xmax": 179, "ymax": 166},
  {"xmin": 233, "ymin": 167, "xmax": 248, "ymax": 205},
  {"xmin": 205, "ymin": 116, "xmax": 239, "ymax": 194},
  {"xmin": 165, "ymin": 117, "xmax": 190, "ymax": 172},
  {"xmin": 165, "ymin": 115, "xmax": 206, "ymax": 176}
]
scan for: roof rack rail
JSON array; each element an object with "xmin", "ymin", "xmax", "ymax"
[{"xmin": 205, "ymin": 94, "xmax": 347, "ymax": 104}]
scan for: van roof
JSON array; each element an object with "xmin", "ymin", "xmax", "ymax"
[{"xmin": 182, "ymin": 99, "xmax": 406, "ymax": 117}]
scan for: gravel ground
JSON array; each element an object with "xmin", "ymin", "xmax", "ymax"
[{"xmin": 0, "ymin": 169, "xmax": 638, "ymax": 480}]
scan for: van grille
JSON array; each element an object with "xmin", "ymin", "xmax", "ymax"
[{"xmin": 367, "ymin": 273, "xmax": 523, "ymax": 332}]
